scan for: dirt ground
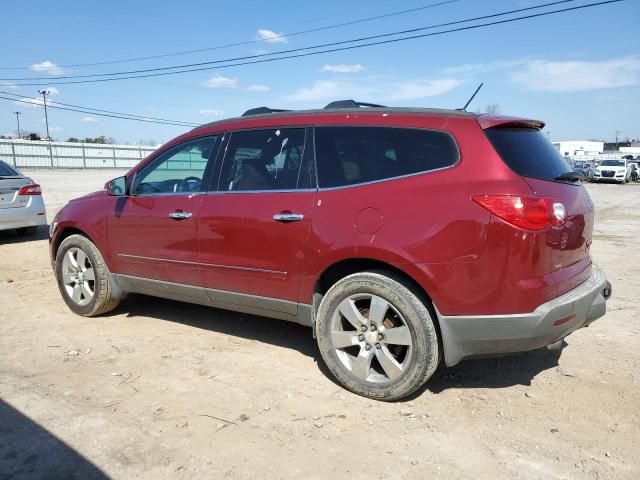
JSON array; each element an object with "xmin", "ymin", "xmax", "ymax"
[{"xmin": 1, "ymin": 169, "xmax": 639, "ymax": 480}]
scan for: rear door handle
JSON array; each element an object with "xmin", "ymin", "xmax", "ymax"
[
  {"xmin": 169, "ymin": 211, "xmax": 192, "ymax": 220},
  {"xmin": 273, "ymin": 213, "xmax": 304, "ymax": 223}
]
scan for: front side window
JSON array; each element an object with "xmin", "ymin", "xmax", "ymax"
[
  {"xmin": 218, "ymin": 128, "xmax": 306, "ymax": 191},
  {"xmin": 315, "ymin": 126, "xmax": 459, "ymax": 188},
  {"xmin": 133, "ymin": 136, "xmax": 219, "ymax": 195}
]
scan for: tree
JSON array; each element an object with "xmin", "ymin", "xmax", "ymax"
[
  {"xmin": 484, "ymin": 104, "xmax": 500, "ymax": 115},
  {"xmin": 82, "ymin": 136, "xmax": 112, "ymax": 144},
  {"xmin": 66, "ymin": 137, "xmax": 80, "ymax": 143}
]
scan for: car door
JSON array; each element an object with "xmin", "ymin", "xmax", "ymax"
[
  {"xmin": 198, "ymin": 127, "xmax": 316, "ymax": 316},
  {"xmin": 107, "ymin": 135, "xmax": 220, "ymax": 286}
]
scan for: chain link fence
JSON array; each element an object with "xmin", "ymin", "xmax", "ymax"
[{"xmin": 0, "ymin": 139, "xmax": 158, "ymax": 169}]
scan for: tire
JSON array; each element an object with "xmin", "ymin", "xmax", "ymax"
[
  {"xmin": 16, "ymin": 226, "xmax": 38, "ymax": 236},
  {"xmin": 316, "ymin": 270, "xmax": 439, "ymax": 401},
  {"xmin": 55, "ymin": 234, "xmax": 120, "ymax": 316}
]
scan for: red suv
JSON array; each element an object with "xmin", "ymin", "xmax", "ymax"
[{"xmin": 50, "ymin": 101, "xmax": 611, "ymax": 400}]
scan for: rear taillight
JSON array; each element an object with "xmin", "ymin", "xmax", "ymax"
[
  {"xmin": 472, "ymin": 194, "xmax": 566, "ymax": 231},
  {"xmin": 18, "ymin": 184, "xmax": 42, "ymax": 195}
]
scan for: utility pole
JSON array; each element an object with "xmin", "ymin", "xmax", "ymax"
[
  {"xmin": 38, "ymin": 89, "xmax": 54, "ymax": 167},
  {"xmin": 546, "ymin": 131, "xmax": 551, "ymax": 141},
  {"xmin": 12, "ymin": 111, "xmax": 21, "ymax": 138},
  {"xmin": 37, "ymin": 89, "xmax": 51, "ymax": 140},
  {"xmin": 615, "ymin": 130, "xmax": 620, "ymax": 150}
]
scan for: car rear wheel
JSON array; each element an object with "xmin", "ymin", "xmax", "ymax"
[
  {"xmin": 316, "ymin": 270, "xmax": 439, "ymax": 401},
  {"xmin": 55, "ymin": 234, "xmax": 120, "ymax": 316}
]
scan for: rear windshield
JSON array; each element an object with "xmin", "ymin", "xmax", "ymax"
[
  {"xmin": 485, "ymin": 128, "xmax": 572, "ymax": 182},
  {"xmin": 0, "ymin": 161, "xmax": 20, "ymax": 177}
]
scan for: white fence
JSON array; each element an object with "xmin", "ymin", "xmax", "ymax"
[{"xmin": 0, "ymin": 139, "xmax": 157, "ymax": 169}]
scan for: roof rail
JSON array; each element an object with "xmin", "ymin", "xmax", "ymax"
[
  {"xmin": 323, "ymin": 99, "xmax": 387, "ymax": 110},
  {"xmin": 241, "ymin": 107, "xmax": 290, "ymax": 117}
]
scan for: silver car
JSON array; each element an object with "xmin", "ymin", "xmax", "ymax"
[{"xmin": 0, "ymin": 159, "xmax": 47, "ymax": 236}]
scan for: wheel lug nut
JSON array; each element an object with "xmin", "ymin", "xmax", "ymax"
[
  {"xmin": 369, "ymin": 325, "xmax": 376, "ymax": 332},
  {"xmin": 375, "ymin": 343, "xmax": 381, "ymax": 349},
  {"xmin": 358, "ymin": 334, "xmax": 365, "ymax": 341},
  {"xmin": 365, "ymin": 344, "xmax": 372, "ymax": 351},
  {"xmin": 378, "ymin": 333, "xmax": 383, "ymax": 340},
  {"xmin": 360, "ymin": 325, "xmax": 367, "ymax": 332}
]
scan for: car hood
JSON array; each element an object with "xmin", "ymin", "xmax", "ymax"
[{"xmin": 68, "ymin": 190, "xmax": 105, "ymax": 204}]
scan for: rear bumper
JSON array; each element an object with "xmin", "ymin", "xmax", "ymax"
[
  {"xmin": 0, "ymin": 196, "xmax": 47, "ymax": 231},
  {"xmin": 437, "ymin": 264, "xmax": 610, "ymax": 366}
]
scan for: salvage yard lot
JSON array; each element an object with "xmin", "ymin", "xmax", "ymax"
[{"xmin": 1, "ymin": 169, "xmax": 639, "ymax": 479}]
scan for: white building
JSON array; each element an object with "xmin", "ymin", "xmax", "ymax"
[{"xmin": 552, "ymin": 141, "xmax": 604, "ymax": 157}]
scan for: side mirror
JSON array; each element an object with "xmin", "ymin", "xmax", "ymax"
[{"xmin": 106, "ymin": 176, "xmax": 127, "ymax": 196}]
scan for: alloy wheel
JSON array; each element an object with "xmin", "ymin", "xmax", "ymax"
[
  {"xmin": 330, "ymin": 294, "xmax": 413, "ymax": 383},
  {"xmin": 61, "ymin": 247, "xmax": 95, "ymax": 306}
]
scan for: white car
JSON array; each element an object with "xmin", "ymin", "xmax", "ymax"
[
  {"xmin": 0, "ymin": 159, "xmax": 47, "ymax": 235},
  {"xmin": 592, "ymin": 159, "xmax": 631, "ymax": 184}
]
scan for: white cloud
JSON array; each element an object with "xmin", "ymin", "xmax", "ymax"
[
  {"xmin": 199, "ymin": 109, "xmax": 224, "ymax": 117},
  {"xmin": 285, "ymin": 80, "xmax": 376, "ymax": 102},
  {"xmin": 511, "ymin": 56, "xmax": 640, "ymax": 92},
  {"xmin": 285, "ymin": 77, "xmax": 459, "ymax": 103},
  {"xmin": 320, "ymin": 64, "xmax": 366, "ymax": 74},
  {"xmin": 30, "ymin": 60, "xmax": 63, "ymax": 76},
  {"xmin": 81, "ymin": 116, "xmax": 98, "ymax": 123},
  {"xmin": 247, "ymin": 84, "xmax": 270, "ymax": 92},
  {"xmin": 0, "ymin": 82, "xmax": 19, "ymax": 90},
  {"xmin": 384, "ymin": 79, "xmax": 460, "ymax": 101},
  {"xmin": 202, "ymin": 74, "xmax": 237, "ymax": 88},
  {"xmin": 443, "ymin": 60, "xmax": 526, "ymax": 76},
  {"xmin": 256, "ymin": 29, "xmax": 287, "ymax": 44},
  {"xmin": 44, "ymin": 86, "xmax": 60, "ymax": 95}
]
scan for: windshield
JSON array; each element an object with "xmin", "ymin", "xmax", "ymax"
[
  {"xmin": 600, "ymin": 160, "xmax": 625, "ymax": 167},
  {"xmin": 0, "ymin": 161, "xmax": 20, "ymax": 177}
]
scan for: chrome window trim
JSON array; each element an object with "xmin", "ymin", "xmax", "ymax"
[
  {"xmin": 203, "ymin": 188, "xmax": 317, "ymax": 195},
  {"xmin": 117, "ymin": 253, "xmax": 287, "ymax": 276},
  {"xmin": 317, "ymin": 164, "xmax": 459, "ymax": 192}
]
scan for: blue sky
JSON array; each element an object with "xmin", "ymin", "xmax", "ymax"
[{"xmin": 0, "ymin": 0, "xmax": 638, "ymax": 144}]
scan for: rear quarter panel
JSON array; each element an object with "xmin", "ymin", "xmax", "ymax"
[{"xmin": 298, "ymin": 114, "xmax": 524, "ymax": 312}]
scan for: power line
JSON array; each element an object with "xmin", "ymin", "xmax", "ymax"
[
  {"xmin": 1, "ymin": 0, "xmax": 578, "ymax": 82},
  {"xmin": 0, "ymin": 0, "xmax": 463, "ymax": 70},
  {"xmin": 1, "ymin": 0, "xmax": 622, "ymax": 87},
  {"xmin": 0, "ymin": 95, "xmax": 199, "ymax": 127},
  {"xmin": 0, "ymin": 90, "xmax": 199, "ymax": 125}
]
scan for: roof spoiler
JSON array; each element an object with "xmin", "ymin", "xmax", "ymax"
[{"xmin": 477, "ymin": 115, "xmax": 545, "ymax": 130}]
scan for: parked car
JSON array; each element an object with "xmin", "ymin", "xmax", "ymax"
[
  {"xmin": 629, "ymin": 162, "xmax": 639, "ymax": 182},
  {"xmin": 572, "ymin": 160, "xmax": 594, "ymax": 181},
  {"xmin": 0, "ymin": 159, "xmax": 47, "ymax": 235},
  {"xmin": 592, "ymin": 159, "xmax": 631, "ymax": 183},
  {"xmin": 49, "ymin": 101, "xmax": 611, "ymax": 400}
]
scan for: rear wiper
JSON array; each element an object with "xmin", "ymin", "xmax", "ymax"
[{"xmin": 554, "ymin": 171, "xmax": 584, "ymax": 182}]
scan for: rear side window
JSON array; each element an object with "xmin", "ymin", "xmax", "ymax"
[
  {"xmin": 485, "ymin": 128, "xmax": 572, "ymax": 182},
  {"xmin": 0, "ymin": 162, "xmax": 19, "ymax": 176},
  {"xmin": 315, "ymin": 126, "xmax": 459, "ymax": 188},
  {"xmin": 219, "ymin": 128, "xmax": 307, "ymax": 191}
]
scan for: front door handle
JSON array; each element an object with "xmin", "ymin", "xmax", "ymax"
[
  {"xmin": 273, "ymin": 213, "xmax": 304, "ymax": 223},
  {"xmin": 169, "ymin": 211, "xmax": 192, "ymax": 220}
]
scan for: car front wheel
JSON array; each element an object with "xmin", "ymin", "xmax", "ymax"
[
  {"xmin": 55, "ymin": 234, "xmax": 120, "ymax": 316},
  {"xmin": 316, "ymin": 270, "xmax": 439, "ymax": 401}
]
